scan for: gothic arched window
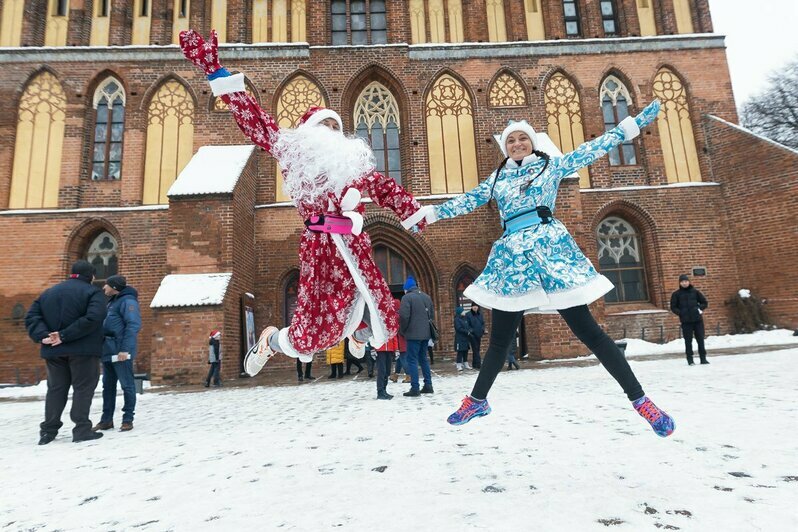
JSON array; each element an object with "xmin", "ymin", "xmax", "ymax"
[
  {"xmin": 545, "ymin": 72, "xmax": 588, "ymax": 187},
  {"xmin": 86, "ymin": 231, "xmax": 119, "ymax": 286},
  {"xmin": 9, "ymin": 71, "xmax": 66, "ymax": 208},
  {"xmin": 274, "ymin": 74, "xmax": 327, "ymax": 200},
  {"xmin": 488, "ymin": 71, "xmax": 527, "ymax": 108},
  {"xmin": 373, "ymin": 245, "xmax": 415, "ymax": 292},
  {"xmin": 652, "ymin": 68, "xmax": 702, "ymax": 183},
  {"xmin": 426, "ymin": 74, "xmax": 478, "ymax": 194},
  {"xmin": 331, "ymin": 0, "xmax": 387, "ymax": 45},
  {"xmin": 142, "ymin": 80, "xmax": 194, "ymax": 204},
  {"xmin": 600, "ymin": 76, "xmax": 636, "ymax": 166},
  {"xmin": 92, "ymin": 77, "xmax": 126, "ymax": 180},
  {"xmin": 354, "ymin": 82, "xmax": 402, "ymax": 183},
  {"xmin": 596, "ymin": 217, "xmax": 648, "ymax": 303}
]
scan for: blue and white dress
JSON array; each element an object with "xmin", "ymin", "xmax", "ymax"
[{"xmin": 433, "ymin": 101, "xmax": 660, "ymax": 313}]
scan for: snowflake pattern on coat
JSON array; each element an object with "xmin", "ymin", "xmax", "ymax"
[
  {"xmin": 180, "ymin": 29, "xmax": 423, "ymax": 356},
  {"xmin": 433, "ymin": 101, "xmax": 660, "ymax": 312}
]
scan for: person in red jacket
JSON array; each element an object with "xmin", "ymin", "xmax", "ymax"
[{"xmin": 373, "ymin": 300, "xmax": 407, "ymax": 400}]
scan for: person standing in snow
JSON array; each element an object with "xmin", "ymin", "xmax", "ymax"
[
  {"xmin": 326, "ymin": 341, "xmax": 345, "ymax": 379},
  {"xmin": 454, "ymin": 306, "xmax": 472, "ymax": 371},
  {"xmin": 670, "ymin": 274, "xmax": 709, "ymax": 365},
  {"xmin": 404, "ymin": 100, "xmax": 675, "ymax": 437},
  {"xmin": 398, "ymin": 276, "xmax": 435, "ymax": 397},
  {"xmin": 466, "ymin": 303, "xmax": 485, "ymax": 368},
  {"xmin": 179, "ymin": 30, "xmax": 427, "ymax": 378},
  {"xmin": 206, "ymin": 330, "xmax": 223, "ymax": 387},
  {"xmin": 26, "ymin": 260, "xmax": 107, "ymax": 445},
  {"xmin": 94, "ymin": 275, "xmax": 142, "ymax": 433}
]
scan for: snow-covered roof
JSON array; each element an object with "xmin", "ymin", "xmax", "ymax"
[
  {"xmin": 167, "ymin": 145, "xmax": 255, "ymax": 198},
  {"xmin": 150, "ymin": 273, "xmax": 232, "ymax": 309},
  {"xmin": 707, "ymin": 115, "xmax": 798, "ymax": 157}
]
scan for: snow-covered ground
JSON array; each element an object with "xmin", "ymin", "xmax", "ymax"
[
  {"xmin": 622, "ymin": 328, "xmax": 798, "ymax": 357},
  {"xmin": 1, "ymin": 348, "xmax": 796, "ymax": 531}
]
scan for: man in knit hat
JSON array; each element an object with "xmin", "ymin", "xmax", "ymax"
[
  {"xmin": 25, "ymin": 260, "xmax": 107, "ymax": 445},
  {"xmin": 179, "ymin": 30, "xmax": 428, "ymax": 376},
  {"xmin": 206, "ymin": 330, "xmax": 222, "ymax": 387},
  {"xmin": 94, "ymin": 274, "xmax": 141, "ymax": 432},
  {"xmin": 670, "ymin": 274, "xmax": 710, "ymax": 365}
]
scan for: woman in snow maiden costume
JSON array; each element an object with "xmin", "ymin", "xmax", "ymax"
[
  {"xmin": 404, "ymin": 100, "xmax": 674, "ymax": 437},
  {"xmin": 180, "ymin": 30, "xmax": 426, "ymax": 375}
]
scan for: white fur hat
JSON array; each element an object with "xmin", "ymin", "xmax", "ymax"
[
  {"xmin": 498, "ymin": 120, "xmax": 538, "ymax": 156},
  {"xmin": 298, "ymin": 106, "xmax": 343, "ymax": 131}
]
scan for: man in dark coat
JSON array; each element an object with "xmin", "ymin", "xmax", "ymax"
[
  {"xmin": 93, "ymin": 275, "xmax": 142, "ymax": 432},
  {"xmin": 466, "ymin": 303, "xmax": 485, "ymax": 368},
  {"xmin": 670, "ymin": 274, "xmax": 709, "ymax": 365},
  {"xmin": 454, "ymin": 306, "xmax": 471, "ymax": 371},
  {"xmin": 25, "ymin": 260, "xmax": 107, "ymax": 445},
  {"xmin": 399, "ymin": 276, "xmax": 435, "ymax": 397}
]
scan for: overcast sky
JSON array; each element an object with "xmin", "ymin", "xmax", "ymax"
[{"xmin": 708, "ymin": 0, "xmax": 798, "ymax": 108}]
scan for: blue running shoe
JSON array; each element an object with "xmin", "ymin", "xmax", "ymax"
[
  {"xmin": 447, "ymin": 396, "xmax": 491, "ymax": 425},
  {"xmin": 633, "ymin": 396, "xmax": 675, "ymax": 437}
]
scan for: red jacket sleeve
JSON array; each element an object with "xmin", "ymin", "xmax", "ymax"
[
  {"xmin": 362, "ymin": 171, "xmax": 426, "ymax": 230},
  {"xmin": 219, "ymin": 91, "xmax": 280, "ymax": 156}
]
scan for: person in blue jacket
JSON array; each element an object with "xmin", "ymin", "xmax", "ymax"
[
  {"xmin": 93, "ymin": 275, "xmax": 142, "ymax": 433},
  {"xmin": 404, "ymin": 100, "xmax": 674, "ymax": 437}
]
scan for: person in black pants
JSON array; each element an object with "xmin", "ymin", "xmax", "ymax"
[
  {"xmin": 343, "ymin": 338, "xmax": 364, "ymax": 375},
  {"xmin": 407, "ymin": 111, "xmax": 675, "ymax": 437},
  {"xmin": 296, "ymin": 359, "xmax": 315, "ymax": 382},
  {"xmin": 466, "ymin": 304, "xmax": 485, "ymax": 368},
  {"xmin": 206, "ymin": 330, "xmax": 223, "ymax": 387},
  {"xmin": 670, "ymin": 274, "xmax": 709, "ymax": 365},
  {"xmin": 25, "ymin": 260, "xmax": 108, "ymax": 445}
]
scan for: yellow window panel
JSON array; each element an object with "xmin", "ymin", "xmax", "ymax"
[
  {"xmin": 132, "ymin": 0, "xmax": 151, "ymax": 45},
  {"xmin": 143, "ymin": 80, "xmax": 195, "ymax": 204},
  {"xmin": 673, "ymin": 0, "xmax": 694, "ymax": 33},
  {"xmin": 448, "ymin": 0, "xmax": 464, "ymax": 43},
  {"xmin": 273, "ymin": 0, "xmax": 288, "ymax": 42},
  {"xmin": 428, "ymin": 0, "xmax": 446, "ymax": 43},
  {"xmin": 45, "ymin": 0, "xmax": 69, "ymax": 46},
  {"xmin": 9, "ymin": 71, "xmax": 66, "ymax": 208},
  {"xmin": 524, "ymin": 0, "xmax": 545, "ymax": 40},
  {"xmin": 544, "ymin": 72, "xmax": 589, "ymax": 188},
  {"xmin": 1, "ymin": 0, "xmax": 25, "ymax": 46},
  {"xmin": 291, "ymin": 0, "xmax": 306, "ymax": 42},
  {"xmin": 253, "ymin": 0, "xmax": 268, "ymax": 42},
  {"xmin": 486, "ymin": 0, "xmax": 507, "ymax": 42},
  {"xmin": 635, "ymin": 0, "xmax": 656, "ymax": 36},
  {"xmin": 409, "ymin": 0, "xmax": 426, "ymax": 44},
  {"xmin": 211, "ymin": 0, "xmax": 227, "ymax": 42},
  {"xmin": 652, "ymin": 68, "xmax": 702, "ymax": 183},
  {"xmin": 172, "ymin": 0, "xmax": 191, "ymax": 44}
]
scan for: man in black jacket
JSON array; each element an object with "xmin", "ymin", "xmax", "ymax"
[
  {"xmin": 25, "ymin": 260, "xmax": 108, "ymax": 445},
  {"xmin": 466, "ymin": 303, "xmax": 485, "ymax": 369},
  {"xmin": 670, "ymin": 274, "xmax": 709, "ymax": 366}
]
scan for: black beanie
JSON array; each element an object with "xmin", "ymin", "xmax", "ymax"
[
  {"xmin": 71, "ymin": 260, "xmax": 96, "ymax": 280},
  {"xmin": 106, "ymin": 275, "xmax": 127, "ymax": 291},
  {"xmin": 679, "ymin": 274, "xmax": 690, "ymax": 282}
]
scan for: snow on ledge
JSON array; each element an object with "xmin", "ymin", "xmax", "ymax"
[
  {"xmin": 150, "ymin": 273, "xmax": 232, "ymax": 308},
  {"xmin": 581, "ymin": 182, "xmax": 720, "ymax": 193},
  {"xmin": 168, "ymin": 145, "xmax": 255, "ymax": 197}
]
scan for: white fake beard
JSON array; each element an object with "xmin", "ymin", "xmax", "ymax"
[{"xmin": 273, "ymin": 124, "xmax": 376, "ymax": 206}]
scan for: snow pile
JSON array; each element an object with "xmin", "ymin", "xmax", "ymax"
[
  {"xmin": 623, "ymin": 328, "xmax": 798, "ymax": 357},
  {"xmin": 1, "ymin": 348, "xmax": 796, "ymax": 529},
  {"xmin": 0, "ymin": 380, "xmax": 152, "ymax": 400},
  {"xmin": 167, "ymin": 145, "xmax": 255, "ymax": 197},
  {"xmin": 150, "ymin": 273, "xmax": 232, "ymax": 308}
]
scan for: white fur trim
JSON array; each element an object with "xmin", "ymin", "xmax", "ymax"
[
  {"xmin": 463, "ymin": 274, "xmax": 614, "ymax": 314},
  {"xmin": 208, "ymin": 72, "xmax": 246, "ymax": 97},
  {"xmin": 499, "ymin": 120, "xmax": 538, "ymax": 156},
  {"xmin": 340, "ymin": 187, "xmax": 361, "ymax": 211},
  {"xmin": 331, "ymin": 234, "xmax": 388, "ymax": 347},
  {"xmin": 277, "ymin": 326, "xmax": 301, "ymax": 359},
  {"xmin": 618, "ymin": 116, "xmax": 640, "ymax": 140},
  {"xmin": 341, "ymin": 211, "xmax": 364, "ymax": 235},
  {"xmin": 401, "ymin": 205, "xmax": 435, "ymax": 230},
  {"xmin": 302, "ymin": 108, "xmax": 343, "ymax": 130}
]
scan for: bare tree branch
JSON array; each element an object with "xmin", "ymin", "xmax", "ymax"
[{"xmin": 740, "ymin": 57, "xmax": 798, "ymax": 149}]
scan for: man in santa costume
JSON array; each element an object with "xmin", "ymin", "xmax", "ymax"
[{"xmin": 179, "ymin": 30, "xmax": 426, "ymax": 376}]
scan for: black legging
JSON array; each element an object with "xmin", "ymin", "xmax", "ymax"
[{"xmin": 471, "ymin": 305, "xmax": 644, "ymax": 401}]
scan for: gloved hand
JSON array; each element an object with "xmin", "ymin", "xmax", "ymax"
[
  {"xmin": 179, "ymin": 29, "xmax": 224, "ymax": 75},
  {"xmin": 634, "ymin": 99, "xmax": 661, "ymax": 130},
  {"xmin": 400, "ymin": 205, "xmax": 437, "ymax": 231}
]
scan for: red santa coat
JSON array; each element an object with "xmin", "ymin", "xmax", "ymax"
[{"xmin": 217, "ymin": 87, "xmax": 423, "ymax": 358}]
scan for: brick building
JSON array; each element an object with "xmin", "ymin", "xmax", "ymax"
[{"xmin": 1, "ymin": 1, "xmax": 796, "ymax": 384}]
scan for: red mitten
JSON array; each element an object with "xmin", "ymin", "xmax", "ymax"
[{"xmin": 179, "ymin": 29, "xmax": 223, "ymax": 75}]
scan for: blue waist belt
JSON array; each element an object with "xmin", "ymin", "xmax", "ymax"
[{"xmin": 503, "ymin": 206, "xmax": 553, "ymax": 235}]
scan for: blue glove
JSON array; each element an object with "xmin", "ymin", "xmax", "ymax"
[{"xmin": 634, "ymin": 99, "xmax": 661, "ymax": 129}]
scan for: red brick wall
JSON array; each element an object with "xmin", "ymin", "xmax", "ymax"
[{"xmin": 704, "ymin": 117, "xmax": 798, "ymax": 328}]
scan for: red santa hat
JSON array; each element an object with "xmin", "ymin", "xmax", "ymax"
[
  {"xmin": 298, "ymin": 106, "xmax": 343, "ymax": 130},
  {"xmin": 209, "ymin": 330, "xmax": 221, "ymax": 339}
]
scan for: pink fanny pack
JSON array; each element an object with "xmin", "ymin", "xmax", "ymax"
[{"xmin": 304, "ymin": 214, "xmax": 354, "ymax": 234}]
